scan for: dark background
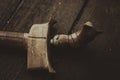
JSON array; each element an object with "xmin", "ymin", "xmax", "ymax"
[{"xmin": 0, "ymin": 0, "xmax": 120, "ymax": 80}]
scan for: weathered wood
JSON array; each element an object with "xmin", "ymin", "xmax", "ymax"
[
  {"xmin": 0, "ymin": 0, "xmax": 22, "ymax": 30},
  {"xmin": 2, "ymin": 0, "xmax": 86, "ymax": 33},
  {"xmin": 59, "ymin": 0, "xmax": 120, "ymax": 80},
  {"xmin": 48, "ymin": 1, "xmax": 120, "ymax": 80},
  {"xmin": 0, "ymin": 0, "xmax": 120, "ymax": 80}
]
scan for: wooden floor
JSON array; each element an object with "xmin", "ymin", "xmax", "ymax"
[{"xmin": 0, "ymin": 0, "xmax": 120, "ymax": 80}]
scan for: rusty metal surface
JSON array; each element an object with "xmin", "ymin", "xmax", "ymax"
[{"xmin": 0, "ymin": 0, "xmax": 120, "ymax": 80}]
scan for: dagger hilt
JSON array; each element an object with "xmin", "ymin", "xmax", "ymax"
[{"xmin": 0, "ymin": 20, "xmax": 102, "ymax": 73}]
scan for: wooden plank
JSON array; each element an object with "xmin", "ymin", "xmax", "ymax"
[
  {"xmin": 4, "ymin": 0, "xmax": 120, "ymax": 80},
  {"xmin": 3, "ymin": 0, "xmax": 85, "ymax": 34},
  {"xmin": 0, "ymin": 0, "xmax": 22, "ymax": 30},
  {"xmin": 4, "ymin": 0, "xmax": 56, "ymax": 32},
  {"xmin": 71, "ymin": 0, "xmax": 120, "ymax": 80},
  {"xmin": 51, "ymin": 0, "xmax": 86, "ymax": 34}
]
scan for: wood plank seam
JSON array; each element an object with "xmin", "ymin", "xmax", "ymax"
[
  {"xmin": 68, "ymin": 0, "xmax": 89, "ymax": 34},
  {"xmin": 4, "ymin": 0, "xmax": 24, "ymax": 30}
]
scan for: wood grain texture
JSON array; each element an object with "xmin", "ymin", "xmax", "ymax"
[
  {"xmin": 66, "ymin": 0, "xmax": 120, "ymax": 80},
  {"xmin": 0, "ymin": 0, "xmax": 120, "ymax": 80},
  {"xmin": 0, "ymin": 0, "xmax": 22, "ymax": 30}
]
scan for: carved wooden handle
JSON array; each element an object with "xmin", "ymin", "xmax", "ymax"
[{"xmin": 50, "ymin": 21, "xmax": 102, "ymax": 47}]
